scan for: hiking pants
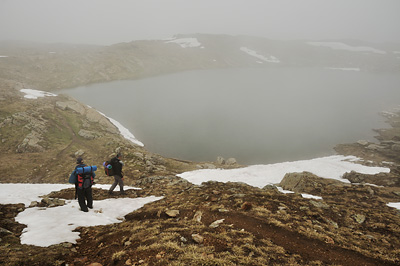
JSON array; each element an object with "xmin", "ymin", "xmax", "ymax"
[
  {"xmin": 109, "ymin": 175, "xmax": 124, "ymax": 192},
  {"xmin": 77, "ymin": 187, "xmax": 93, "ymax": 212}
]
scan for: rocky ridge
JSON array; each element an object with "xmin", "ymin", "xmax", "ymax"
[{"xmin": 0, "ymin": 34, "xmax": 399, "ymax": 92}]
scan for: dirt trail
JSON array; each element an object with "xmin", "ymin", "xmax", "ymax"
[{"xmin": 210, "ymin": 211, "xmax": 397, "ymax": 266}]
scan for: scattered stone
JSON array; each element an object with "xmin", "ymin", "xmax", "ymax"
[
  {"xmin": 75, "ymin": 149, "xmax": 85, "ymax": 157},
  {"xmin": 309, "ymin": 200, "xmax": 330, "ymax": 209},
  {"xmin": 192, "ymin": 234, "xmax": 204, "ymax": 244},
  {"xmin": 165, "ymin": 210, "xmax": 180, "ymax": 218},
  {"xmin": 209, "ymin": 219, "xmax": 225, "ymax": 228},
  {"xmin": 0, "ymin": 227, "xmax": 13, "ymax": 235},
  {"xmin": 41, "ymin": 197, "xmax": 65, "ymax": 207},
  {"xmin": 226, "ymin": 158, "xmax": 237, "ymax": 165},
  {"xmin": 17, "ymin": 131, "xmax": 44, "ymax": 152},
  {"xmin": 29, "ymin": 201, "xmax": 39, "ymax": 207},
  {"xmin": 216, "ymin": 156, "xmax": 225, "ymax": 164},
  {"xmin": 357, "ymin": 140, "xmax": 369, "ymax": 146},
  {"xmin": 204, "ymin": 163, "xmax": 217, "ymax": 169},
  {"xmin": 325, "ymin": 236, "xmax": 335, "ymax": 244},
  {"xmin": 193, "ymin": 211, "xmax": 203, "ymax": 223},
  {"xmin": 325, "ymin": 219, "xmax": 339, "ymax": 229},
  {"xmin": 78, "ymin": 129, "xmax": 98, "ymax": 139},
  {"xmin": 56, "ymin": 101, "xmax": 86, "ymax": 115},
  {"xmin": 353, "ymin": 214, "xmax": 366, "ymax": 224},
  {"xmin": 367, "ymin": 144, "xmax": 386, "ymax": 151},
  {"xmin": 156, "ymin": 251, "xmax": 165, "ymax": 259},
  {"xmin": 62, "ymin": 243, "xmax": 73, "ymax": 248},
  {"xmin": 212, "ymin": 190, "xmax": 220, "ymax": 195},
  {"xmin": 262, "ymin": 184, "xmax": 279, "ymax": 191}
]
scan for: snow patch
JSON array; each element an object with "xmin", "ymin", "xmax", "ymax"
[
  {"xmin": 327, "ymin": 67, "xmax": 361, "ymax": 71},
  {"xmin": 177, "ymin": 155, "xmax": 390, "ymax": 188},
  {"xmin": 387, "ymin": 202, "xmax": 400, "ymax": 210},
  {"xmin": 240, "ymin": 47, "xmax": 280, "ymax": 63},
  {"xmin": 15, "ymin": 196, "xmax": 162, "ymax": 247},
  {"xmin": 301, "ymin": 194, "xmax": 323, "ymax": 200},
  {"xmin": 98, "ymin": 110, "xmax": 144, "ymax": 147},
  {"xmin": 166, "ymin": 38, "xmax": 202, "ymax": 48},
  {"xmin": 0, "ymin": 184, "xmax": 71, "ymax": 206},
  {"xmin": 0, "ymin": 183, "xmax": 159, "ymax": 247},
  {"xmin": 20, "ymin": 89, "xmax": 57, "ymax": 99},
  {"xmin": 307, "ymin": 42, "xmax": 386, "ymax": 54}
]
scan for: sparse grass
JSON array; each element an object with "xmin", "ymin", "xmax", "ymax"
[{"xmin": 111, "ymin": 250, "xmax": 126, "ymax": 261}]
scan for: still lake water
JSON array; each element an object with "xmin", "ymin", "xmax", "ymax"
[{"xmin": 60, "ymin": 68, "xmax": 400, "ymax": 164}]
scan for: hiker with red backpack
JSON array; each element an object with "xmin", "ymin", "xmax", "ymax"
[{"xmin": 69, "ymin": 157, "xmax": 96, "ymax": 212}]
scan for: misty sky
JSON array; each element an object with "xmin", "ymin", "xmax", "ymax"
[{"xmin": 0, "ymin": 0, "xmax": 399, "ymax": 45}]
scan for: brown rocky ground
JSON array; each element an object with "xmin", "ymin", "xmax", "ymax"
[{"xmin": 1, "ymin": 175, "xmax": 400, "ymax": 266}]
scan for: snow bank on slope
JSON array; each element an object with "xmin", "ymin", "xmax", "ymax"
[
  {"xmin": 177, "ymin": 155, "xmax": 389, "ymax": 188},
  {"xmin": 166, "ymin": 38, "xmax": 202, "ymax": 48},
  {"xmin": 307, "ymin": 42, "xmax": 386, "ymax": 54},
  {"xmin": 16, "ymin": 196, "xmax": 162, "ymax": 247},
  {"xmin": 20, "ymin": 89, "xmax": 57, "ymax": 99}
]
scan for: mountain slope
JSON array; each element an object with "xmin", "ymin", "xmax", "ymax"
[
  {"xmin": 0, "ymin": 34, "xmax": 398, "ymax": 91},
  {"xmin": 0, "ymin": 83, "xmax": 207, "ymax": 184},
  {"xmin": 0, "ymin": 34, "xmax": 400, "ymax": 265}
]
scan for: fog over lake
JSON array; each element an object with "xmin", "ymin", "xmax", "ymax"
[{"xmin": 60, "ymin": 68, "xmax": 400, "ymax": 164}]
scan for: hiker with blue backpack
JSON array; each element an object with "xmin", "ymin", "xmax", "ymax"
[{"xmin": 69, "ymin": 157, "xmax": 96, "ymax": 212}]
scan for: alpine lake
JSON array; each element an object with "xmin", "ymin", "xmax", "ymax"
[{"xmin": 59, "ymin": 67, "xmax": 400, "ymax": 165}]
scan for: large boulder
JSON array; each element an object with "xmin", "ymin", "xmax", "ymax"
[
  {"xmin": 279, "ymin": 171, "xmax": 346, "ymax": 194},
  {"xmin": 343, "ymin": 171, "xmax": 399, "ymax": 187}
]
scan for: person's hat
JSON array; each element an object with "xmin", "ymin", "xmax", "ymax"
[{"xmin": 76, "ymin": 157, "xmax": 83, "ymax": 164}]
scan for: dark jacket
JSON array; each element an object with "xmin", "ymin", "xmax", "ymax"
[{"xmin": 110, "ymin": 157, "xmax": 123, "ymax": 176}]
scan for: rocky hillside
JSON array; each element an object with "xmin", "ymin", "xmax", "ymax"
[
  {"xmin": 0, "ymin": 81, "xmax": 230, "ymax": 185},
  {"xmin": 0, "ymin": 34, "xmax": 400, "ymax": 265}
]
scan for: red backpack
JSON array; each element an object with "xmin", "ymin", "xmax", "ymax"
[
  {"xmin": 103, "ymin": 161, "xmax": 114, "ymax": 176},
  {"xmin": 76, "ymin": 166, "xmax": 95, "ymax": 189}
]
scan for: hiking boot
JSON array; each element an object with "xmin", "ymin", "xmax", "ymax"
[{"xmin": 120, "ymin": 191, "xmax": 126, "ymax": 195}]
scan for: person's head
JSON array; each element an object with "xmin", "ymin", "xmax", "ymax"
[
  {"xmin": 76, "ymin": 157, "xmax": 83, "ymax": 164},
  {"xmin": 116, "ymin": 153, "xmax": 122, "ymax": 159}
]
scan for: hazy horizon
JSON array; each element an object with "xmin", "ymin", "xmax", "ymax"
[{"xmin": 1, "ymin": 0, "xmax": 399, "ymax": 46}]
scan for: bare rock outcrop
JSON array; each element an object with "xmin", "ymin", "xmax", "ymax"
[{"xmin": 279, "ymin": 171, "xmax": 348, "ymax": 194}]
